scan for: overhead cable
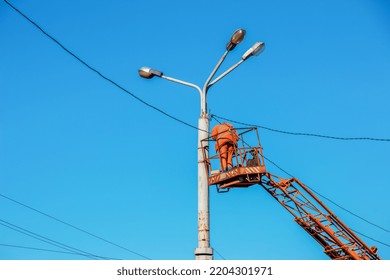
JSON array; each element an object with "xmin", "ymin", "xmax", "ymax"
[
  {"xmin": 9, "ymin": 0, "xmax": 385, "ymax": 143},
  {"xmin": 351, "ymin": 229, "xmax": 390, "ymax": 248},
  {"xmin": 0, "ymin": 193, "xmax": 151, "ymax": 260},
  {"xmin": 0, "ymin": 243, "xmax": 121, "ymax": 259},
  {"xmin": 3, "ymin": 0, "xmax": 200, "ymax": 132},
  {"xmin": 0, "ymin": 218, "xmax": 109, "ymax": 260},
  {"xmin": 4, "ymin": 0, "xmax": 389, "ymax": 140},
  {"xmin": 212, "ymin": 115, "xmax": 390, "ymax": 142},
  {"xmin": 212, "ymin": 247, "xmax": 226, "ymax": 260}
]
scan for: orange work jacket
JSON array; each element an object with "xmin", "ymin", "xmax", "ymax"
[{"xmin": 211, "ymin": 123, "xmax": 239, "ymax": 150}]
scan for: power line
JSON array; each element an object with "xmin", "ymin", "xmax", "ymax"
[
  {"xmin": 0, "ymin": 243, "xmax": 121, "ymax": 259},
  {"xmin": 212, "ymin": 247, "xmax": 226, "ymax": 260},
  {"xmin": 2, "ymin": 0, "xmax": 201, "ymax": 132},
  {"xmin": 4, "ymin": 3, "xmax": 389, "ymax": 141},
  {"xmin": 351, "ymin": 229, "xmax": 390, "ymax": 248},
  {"xmin": 0, "ymin": 218, "xmax": 109, "ymax": 260},
  {"xmin": 0, "ymin": 193, "xmax": 151, "ymax": 260},
  {"xmin": 212, "ymin": 114, "xmax": 390, "ymax": 142},
  {"xmin": 9, "ymin": 0, "xmax": 387, "ymax": 143}
]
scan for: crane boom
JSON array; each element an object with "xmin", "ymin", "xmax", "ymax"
[{"xmin": 259, "ymin": 172, "xmax": 380, "ymax": 260}]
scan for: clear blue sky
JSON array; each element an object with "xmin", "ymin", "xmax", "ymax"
[{"xmin": 1, "ymin": 0, "xmax": 389, "ymax": 260}]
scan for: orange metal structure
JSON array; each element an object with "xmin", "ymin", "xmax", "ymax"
[{"xmin": 201, "ymin": 127, "xmax": 381, "ymax": 260}]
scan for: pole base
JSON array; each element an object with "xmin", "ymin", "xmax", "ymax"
[{"xmin": 194, "ymin": 247, "xmax": 213, "ymax": 260}]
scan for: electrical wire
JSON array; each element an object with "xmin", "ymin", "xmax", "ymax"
[
  {"xmin": 0, "ymin": 243, "xmax": 121, "ymax": 259},
  {"xmin": 0, "ymin": 218, "xmax": 111, "ymax": 260},
  {"xmin": 351, "ymin": 229, "xmax": 390, "ymax": 248},
  {"xmin": 212, "ymin": 114, "xmax": 390, "ymax": 142},
  {"xmin": 4, "ymin": 0, "xmax": 389, "ymax": 140},
  {"xmin": 212, "ymin": 247, "xmax": 226, "ymax": 260},
  {"xmin": 2, "ymin": 0, "xmax": 201, "ymax": 132},
  {"xmin": 0, "ymin": 193, "xmax": 221, "ymax": 260},
  {"xmin": 0, "ymin": 193, "xmax": 151, "ymax": 260},
  {"xmin": 9, "ymin": 0, "xmax": 387, "ymax": 143}
]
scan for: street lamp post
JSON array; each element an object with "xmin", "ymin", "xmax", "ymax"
[{"xmin": 138, "ymin": 29, "xmax": 265, "ymax": 260}]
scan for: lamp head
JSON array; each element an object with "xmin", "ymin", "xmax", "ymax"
[
  {"xmin": 242, "ymin": 42, "xmax": 265, "ymax": 60},
  {"xmin": 138, "ymin": 66, "xmax": 163, "ymax": 79},
  {"xmin": 226, "ymin": 29, "xmax": 246, "ymax": 51}
]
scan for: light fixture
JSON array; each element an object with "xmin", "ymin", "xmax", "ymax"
[
  {"xmin": 226, "ymin": 29, "xmax": 246, "ymax": 51},
  {"xmin": 138, "ymin": 67, "xmax": 163, "ymax": 79},
  {"xmin": 242, "ymin": 42, "xmax": 265, "ymax": 60}
]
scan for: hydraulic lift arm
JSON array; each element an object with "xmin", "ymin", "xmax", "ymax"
[
  {"xmin": 204, "ymin": 127, "xmax": 381, "ymax": 259},
  {"xmin": 259, "ymin": 172, "xmax": 381, "ymax": 260}
]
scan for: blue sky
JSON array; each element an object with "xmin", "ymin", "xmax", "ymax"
[{"xmin": 0, "ymin": 0, "xmax": 389, "ymax": 260}]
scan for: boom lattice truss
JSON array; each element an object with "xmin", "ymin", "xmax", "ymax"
[{"xmin": 259, "ymin": 173, "xmax": 380, "ymax": 260}]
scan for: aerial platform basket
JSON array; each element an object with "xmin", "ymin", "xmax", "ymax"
[{"xmin": 201, "ymin": 127, "xmax": 267, "ymax": 191}]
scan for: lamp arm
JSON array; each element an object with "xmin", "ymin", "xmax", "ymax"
[
  {"xmin": 161, "ymin": 75, "xmax": 207, "ymax": 115},
  {"xmin": 161, "ymin": 75, "xmax": 202, "ymax": 96},
  {"xmin": 207, "ymin": 59, "xmax": 244, "ymax": 89},
  {"xmin": 202, "ymin": 50, "xmax": 229, "ymax": 95}
]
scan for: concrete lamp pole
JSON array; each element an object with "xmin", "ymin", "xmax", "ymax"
[{"xmin": 138, "ymin": 29, "xmax": 265, "ymax": 260}]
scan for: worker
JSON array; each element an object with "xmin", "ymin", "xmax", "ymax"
[{"xmin": 211, "ymin": 122, "xmax": 239, "ymax": 171}]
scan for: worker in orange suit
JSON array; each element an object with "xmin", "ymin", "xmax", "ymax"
[{"xmin": 211, "ymin": 122, "xmax": 239, "ymax": 171}]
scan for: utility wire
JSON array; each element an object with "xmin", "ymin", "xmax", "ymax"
[
  {"xmin": 261, "ymin": 154, "xmax": 390, "ymax": 234},
  {"xmin": 0, "ymin": 243, "xmax": 121, "ymax": 259},
  {"xmin": 4, "ymin": 0, "xmax": 389, "ymax": 140},
  {"xmin": 0, "ymin": 193, "xmax": 151, "ymax": 260},
  {"xmin": 0, "ymin": 220, "xmax": 99, "ymax": 259},
  {"xmin": 212, "ymin": 247, "xmax": 226, "ymax": 260},
  {"xmin": 2, "ymin": 0, "xmax": 201, "ymax": 132},
  {"xmin": 351, "ymin": 229, "xmax": 390, "ymax": 248},
  {"xmin": 0, "ymin": 218, "xmax": 110, "ymax": 260},
  {"xmin": 10, "ymin": 0, "xmax": 386, "ymax": 143},
  {"xmin": 212, "ymin": 114, "xmax": 390, "ymax": 142}
]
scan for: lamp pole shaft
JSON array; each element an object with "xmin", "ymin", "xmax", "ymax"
[
  {"xmin": 194, "ymin": 50, "xmax": 228, "ymax": 260},
  {"xmin": 157, "ymin": 76, "xmax": 213, "ymax": 259},
  {"xmin": 195, "ymin": 108, "xmax": 212, "ymax": 259}
]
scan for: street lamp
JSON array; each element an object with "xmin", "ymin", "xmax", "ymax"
[
  {"xmin": 138, "ymin": 30, "xmax": 264, "ymax": 260},
  {"xmin": 226, "ymin": 29, "xmax": 246, "ymax": 51},
  {"xmin": 138, "ymin": 67, "xmax": 163, "ymax": 79},
  {"xmin": 242, "ymin": 42, "xmax": 265, "ymax": 60}
]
